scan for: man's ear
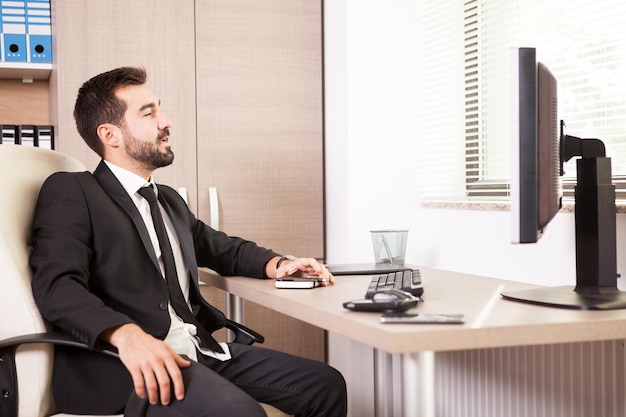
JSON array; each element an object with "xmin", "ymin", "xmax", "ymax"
[{"xmin": 97, "ymin": 123, "xmax": 121, "ymax": 148}]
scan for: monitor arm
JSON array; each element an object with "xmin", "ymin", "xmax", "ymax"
[{"xmin": 561, "ymin": 133, "xmax": 605, "ymax": 169}]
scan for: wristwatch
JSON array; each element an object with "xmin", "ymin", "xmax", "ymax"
[{"xmin": 276, "ymin": 255, "xmax": 297, "ymax": 270}]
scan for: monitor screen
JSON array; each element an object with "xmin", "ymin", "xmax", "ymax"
[{"xmin": 510, "ymin": 47, "xmax": 561, "ymax": 244}]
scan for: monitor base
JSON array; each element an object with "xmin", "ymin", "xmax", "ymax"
[{"xmin": 501, "ymin": 286, "xmax": 626, "ymax": 310}]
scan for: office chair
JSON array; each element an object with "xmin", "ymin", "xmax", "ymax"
[{"xmin": 0, "ymin": 145, "xmax": 290, "ymax": 417}]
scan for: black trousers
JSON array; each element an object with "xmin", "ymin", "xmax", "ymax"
[{"xmin": 125, "ymin": 343, "xmax": 347, "ymax": 417}]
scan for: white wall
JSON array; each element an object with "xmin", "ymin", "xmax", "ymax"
[{"xmin": 324, "ymin": 0, "xmax": 626, "ymax": 289}]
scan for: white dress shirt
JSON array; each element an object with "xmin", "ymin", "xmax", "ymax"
[{"xmin": 104, "ymin": 161, "xmax": 231, "ymax": 361}]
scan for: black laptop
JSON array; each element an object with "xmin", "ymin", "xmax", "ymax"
[{"xmin": 326, "ymin": 263, "xmax": 410, "ymax": 276}]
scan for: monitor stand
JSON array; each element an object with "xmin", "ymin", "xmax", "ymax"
[
  {"xmin": 503, "ymin": 154, "xmax": 626, "ymax": 310},
  {"xmin": 501, "ymin": 286, "xmax": 626, "ymax": 310}
]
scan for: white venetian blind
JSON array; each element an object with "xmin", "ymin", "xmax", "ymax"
[{"xmin": 418, "ymin": 0, "xmax": 626, "ymax": 202}]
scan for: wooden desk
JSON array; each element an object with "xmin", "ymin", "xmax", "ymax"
[{"xmin": 199, "ymin": 267, "xmax": 626, "ymax": 417}]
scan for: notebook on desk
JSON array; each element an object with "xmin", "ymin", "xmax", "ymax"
[{"xmin": 326, "ymin": 263, "xmax": 410, "ymax": 276}]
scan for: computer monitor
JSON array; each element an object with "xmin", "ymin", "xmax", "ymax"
[
  {"xmin": 503, "ymin": 47, "xmax": 626, "ymax": 310},
  {"xmin": 510, "ymin": 48, "xmax": 561, "ymax": 244}
]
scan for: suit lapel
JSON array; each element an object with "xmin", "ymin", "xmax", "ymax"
[{"xmin": 93, "ymin": 161, "xmax": 161, "ymax": 271}]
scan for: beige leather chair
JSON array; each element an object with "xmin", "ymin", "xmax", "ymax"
[{"xmin": 0, "ymin": 145, "xmax": 289, "ymax": 417}]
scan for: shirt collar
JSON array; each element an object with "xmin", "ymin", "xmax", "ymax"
[{"xmin": 103, "ymin": 160, "xmax": 155, "ymax": 198}]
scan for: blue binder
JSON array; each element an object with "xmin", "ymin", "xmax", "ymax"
[
  {"xmin": 25, "ymin": 0, "xmax": 51, "ymax": 63},
  {"xmin": 0, "ymin": 3, "xmax": 3, "ymax": 61},
  {"xmin": 1, "ymin": 1, "xmax": 27, "ymax": 62}
]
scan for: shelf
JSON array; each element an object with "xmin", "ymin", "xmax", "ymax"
[{"xmin": 0, "ymin": 62, "xmax": 52, "ymax": 81}]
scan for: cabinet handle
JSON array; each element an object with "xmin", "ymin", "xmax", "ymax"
[
  {"xmin": 208, "ymin": 187, "xmax": 220, "ymax": 231},
  {"xmin": 177, "ymin": 187, "xmax": 188, "ymax": 204}
]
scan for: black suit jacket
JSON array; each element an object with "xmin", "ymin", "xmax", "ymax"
[{"xmin": 30, "ymin": 161, "xmax": 278, "ymax": 414}]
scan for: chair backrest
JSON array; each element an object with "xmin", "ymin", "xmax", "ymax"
[
  {"xmin": 0, "ymin": 145, "xmax": 290, "ymax": 417},
  {"xmin": 0, "ymin": 146, "xmax": 86, "ymax": 417}
]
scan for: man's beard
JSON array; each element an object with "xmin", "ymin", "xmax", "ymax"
[{"xmin": 123, "ymin": 128, "xmax": 174, "ymax": 170}]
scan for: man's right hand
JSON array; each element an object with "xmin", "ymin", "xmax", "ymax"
[{"xmin": 101, "ymin": 323, "xmax": 191, "ymax": 405}]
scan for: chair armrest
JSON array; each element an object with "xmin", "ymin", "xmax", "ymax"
[
  {"xmin": 0, "ymin": 332, "xmax": 118, "ymax": 356},
  {"xmin": 0, "ymin": 332, "xmax": 118, "ymax": 417},
  {"xmin": 224, "ymin": 319, "xmax": 265, "ymax": 345},
  {"xmin": 0, "ymin": 324, "xmax": 263, "ymax": 417}
]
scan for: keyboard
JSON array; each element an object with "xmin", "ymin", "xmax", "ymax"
[{"xmin": 364, "ymin": 269, "xmax": 423, "ymax": 299}]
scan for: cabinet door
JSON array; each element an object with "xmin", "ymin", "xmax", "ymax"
[
  {"xmin": 195, "ymin": 0, "xmax": 324, "ymax": 257},
  {"xmin": 195, "ymin": 0, "xmax": 325, "ymax": 361},
  {"xmin": 50, "ymin": 0, "xmax": 198, "ymax": 211}
]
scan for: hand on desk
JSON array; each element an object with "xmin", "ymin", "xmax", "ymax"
[{"xmin": 276, "ymin": 257, "xmax": 335, "ymax": 286}]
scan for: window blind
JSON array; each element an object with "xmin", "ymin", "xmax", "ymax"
[{"xmin": 419, "ymin": 0, "xmax": 626, "ymax": 202}]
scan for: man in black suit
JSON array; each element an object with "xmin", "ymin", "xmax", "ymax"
[{"xmin": 30, "ymin": 67, "xmax": 347, "ymax": 417}]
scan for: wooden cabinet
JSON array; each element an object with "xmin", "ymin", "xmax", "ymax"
[
  {"xmin": 0, "ymin": 79, "xmax": 50, "ymax": 124},
  {"xmin": 50, "ymin": 0, "xmax": 325, "ymax": 361},
  {"xmin": 195, "ymin": 0, "xmax": 324, "ymax": 258},
  {"xmin": 196, "ymin": 0, "xmax": 325, "ymax": 360}
]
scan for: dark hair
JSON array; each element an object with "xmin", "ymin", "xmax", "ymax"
[{"xmin": 73, "ymin": 67, "xmax": 147, "ymax": 157}]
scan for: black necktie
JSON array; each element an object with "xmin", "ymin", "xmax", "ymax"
[{"xmin": 138, "ymin": 185, "xmax": 223, "ymax": 353}]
